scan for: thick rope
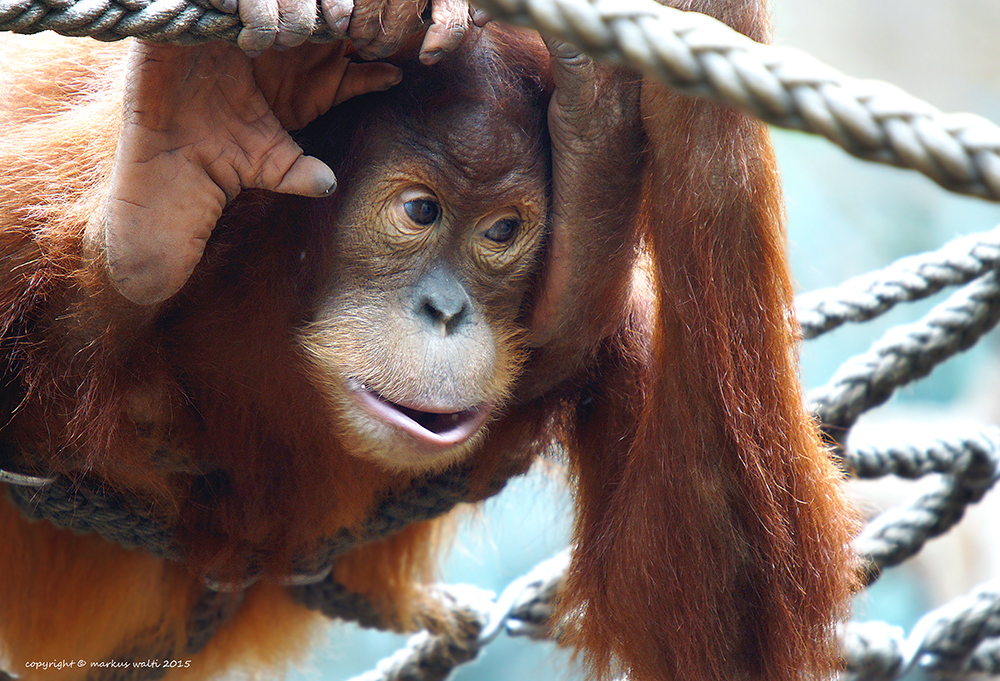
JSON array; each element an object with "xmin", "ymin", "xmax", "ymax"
[
  {"xmin": 807, "ymin": 271, "xmax": 1000, "ymax": 433},
  {"xmin": 1, "ymin": 459, "xmax": 514, "ymax": 585},
  {"xmin": 796, "ymin": 225, "xmax": 1000, "ymax": 341},
  {"xmin": 338, "ymin": 556, "xmax": 569, "ymax": 681},
  {"xmin": 844, "ymin": 426, "xmax": 1000, "ymax": 481},
  {"xmin": 851, "ymin": 428, "xmax": 1000, "ymax": 582},
  {"xmin": 343, "ymin": 585, "xmax": 493, "ymax": 681},
  {"xmin": 841, "ymin": 581, "xmax": 1000, "ymax": 681},
  {"xmin": 66, "ymin": 590, "xmax": 243, "ymax": 681},
  {"xmin": 6, "ymin": 475, "xmax": 179, "ymax": 558},
  {"xmin": 1, "ymin": 0, "xmax": 1000, "ymax": 199},
  {"xmin": 472, "ymin": 0, "xmax": 1000, "ymax": 201}
]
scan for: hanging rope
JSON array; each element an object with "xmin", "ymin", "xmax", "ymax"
[
  {"xmin": 849, "ymin": 428, "xmax": 1000, "ymax": 582},
  {"xmin": 1, "ymin": 453, "xmax": 523, "ymax": 588}
]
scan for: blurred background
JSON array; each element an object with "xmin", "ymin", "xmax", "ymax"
[{"xmin": 300, "ymin": 1, "xmax": 1000, "ymax": 679}]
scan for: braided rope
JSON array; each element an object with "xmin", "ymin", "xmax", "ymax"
[
  {"xmin": 338, "ymin": 557, "xmax": 569, "ymax": 681},
  {"xmin": 6, "ymin": 477, "xmax": 179, "ymax": 558},
  {"xmin": 290, "ymin": 577, "xmax": 390, "ymax": 631},
  {"xmin": 852, "ymin": 429, "xmax": 1000, "ymax": 581},
  {"xmin": 808, "ymin": 271, "xmax": 1000, "ymax": 432},
  {"xmin": 1, "ymin": 457, "xmax": 515, "ymax": 586},
  {"xmin": 844, "ymin": 427, "xmax": 1000, "ymax": 481},
  {"xmin": 0, "ymin": 0, "xmax": 338, "ymax": 43},
  {"xmin": 0, "ymin": 0, "xmax": 999, "ymax": 198},
  {"xmin": 343, "ymin": 585, "xmax": 493, "ymax": 681},
  {"xmin": 796, "ymin": 225, "xmax": 1000, "ymax": 341},
  {"xmin": 841, "ymin": 582, "xmax": 1000, "ymax": 681}
]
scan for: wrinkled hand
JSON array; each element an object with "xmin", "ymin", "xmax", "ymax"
[
  {"xmin": 323, "ymin": 0, "xmax": 488, "ymax": 63},
  {"xmin": 217, "ymin": 0, "xmax": 487, "ymax": 65},
  {"xmin": 86, "ymin": 41, "xmax": 400, "ymax": 305},
  {"xmin": 528, "ymin": 38, "xmax": 644, "ymax": 348}
]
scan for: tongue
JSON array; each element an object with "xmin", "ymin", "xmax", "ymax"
[{"xmin": 394, "ymin": 404, "xmax": 476, "ymax": 435}]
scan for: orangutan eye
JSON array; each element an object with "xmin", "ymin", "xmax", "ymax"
[
  {"xmin": 404, "ymin": 199, "xmax": 440, "ymax": 225},
  {"xmin": 485, "ymin": 218, "xmax": 520, "ymax": 243}
]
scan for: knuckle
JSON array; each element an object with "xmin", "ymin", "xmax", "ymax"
[
  {"xmin": 276, "ymin": 14, "xmax": 313, "ymax": 44},
  {"xmin": 439, "ymin": 17, "xmax": 466, "ymax": 37},
  {"xmin": 238, "ymin": 25, "xmax": 276, "ymax": 52}
]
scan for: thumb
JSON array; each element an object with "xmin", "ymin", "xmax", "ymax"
[
  {"xmin": 272, "ymin": 153, "xmax": 338, "ymax": 197},
  {"xmin": 244, "ymin": 126, "xmax": 338, "ymax": 198}
]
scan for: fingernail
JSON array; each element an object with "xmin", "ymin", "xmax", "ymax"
[
  {"xmin": 334, "ymin": 15, "xmax": 349, "ymax": 35},
  {"xmin": 220, "ymin": 0, "xmax": 236, "ymax": 12},
  {"xmin": 472, "ymin": 9, "xmax": 489, "ymax": 26},
  {"xmin": 244, "ymin": 48, "xmax": 263, "ymax": 59},
  {"xmin": 323, "ymin": 178, "xmax": 337, "ymax": 195},
  {"xmin": 420, "ymin": 49, "xmax": 443, "ymax": 65}
]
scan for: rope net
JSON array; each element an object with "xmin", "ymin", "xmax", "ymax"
[{"xmin": 2, "ymin": 0, "xmax": 1000, "ymax": 679}]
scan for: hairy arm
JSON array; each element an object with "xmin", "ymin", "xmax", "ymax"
[{"xmin": 522, "ymin": 39, "xmax": 646, "ymax": 392}]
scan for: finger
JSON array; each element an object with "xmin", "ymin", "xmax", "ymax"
[
  {"xmin": 275, "ymin": 0, "xmax": 316, "ymax": 48},
  {"xmin": 210, "ymin": 0, "xmax": 237, "ymax": 14},
  {"xmin": 471, "ymin": 7, "xmax": 489, "ymax": 27},
  {"xmin": 332, "ymin": 62, "xmax": 402, "ymax": 105},
  {"xmin": 345, "ymin": 0, "xmax": 385, "ymax": 49},
  {"xmin": 237, "ymin": 0, "xmax": 279, "ymax": 56},
  {"xmin": 351, "ymin": 0, "xmax": 422, "ymax": 58},
  {"xmin": 544, "ymin": 35, "xmax": 595, "ymax": 91},
  {"xmin": 543, "ymin": 35, "xmax": 597, "ymax": 111},
  {"xmin": 271, "ymin": 155, "xmax": 338, "ymax": 197},
  {"xmin": 320, "ymin": 0, "xmax": 353, "ymax": 36},
  {"xmin": 419, "ymin": 0, "xmax": 470, "ymax": 65},
  {"xmin": 100, "ymin": 189, "xmax": 222, "ymax": 306}
]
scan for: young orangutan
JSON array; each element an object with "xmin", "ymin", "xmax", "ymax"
[{"xmin": 0, "ymin": 0, "xmax": 857, "ymax": 679}]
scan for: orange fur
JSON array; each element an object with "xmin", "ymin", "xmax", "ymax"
[{"xmin": 0, "ymin": 2, "xmax": 857, "ymax": 679}]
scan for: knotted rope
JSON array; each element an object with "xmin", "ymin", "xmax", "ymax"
[{"xmin": 2, "ymin": 456, "xmax": 521, "ymax": 585}]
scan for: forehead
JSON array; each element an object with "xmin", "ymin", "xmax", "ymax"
[
  {"xmin": 347, "ymin": 83, "xmax": 548, "ymax": 216},
  {"xmin": 328, "ymin": 28, "xmax": 553, "ymax": 211},
  {"xmin": 407, "ymin": 101, "xmax": 549, "ymax": 206}
]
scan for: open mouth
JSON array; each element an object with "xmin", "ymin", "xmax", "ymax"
[{"xmin": 348, "ymin": 379, "xmax": 492, "ymax": 449}]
